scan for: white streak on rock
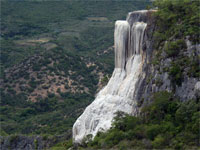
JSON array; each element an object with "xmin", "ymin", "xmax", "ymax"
[{"xmin": 73, "ymin": 10, "xmax": 148, "ymax": 144}]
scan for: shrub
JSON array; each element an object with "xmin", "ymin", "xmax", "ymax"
[
  {"xmin": 20, "ymin": 107, "xmax": 36, "ymax": 117},
  {"xmin": 159, "ymin": 121, "xmax": 176, "ymax": 136},
  {"xmin": 34, "ymin": 139, "xmax": 38, "ymax": 149},
  {"xmin": 142, "ymin": 91, "xmax": 174, "ymax": 122},
  {"xmin": 101, "ymin": 75, "xmax": 109, "ymax": 86},
  {"xmin": 169, "ymin": 63, "xmax": 182, "ymax": 86},
  {"xmin": 146, "ymin": 124, "xmax": 161, "ymax": 140},
  {"xmin": 152, "ymin": 135, "xmax": 166, "ymax": 149},
  {"xmin": 191, "ymin": 112, "xmax": 200, "ymax": 134},
  {"xmin": 175, "ymin": 100, "xmax": 198, "ymax": 127},
  {"xmin": 0, "ymin": 130, "xmax": 8, "ymax": 136},
  {"xmin": 113, "ymin": 112, "xmax": 141, "ymax": 131},
  {"xmin": 118, "ymin": 140, "xmax": 129, "ymax": 150},
  {"xmin": 164, "ymin": 39, "xmax": 186, "ymax": 58},
  {"xmin": 132, "ymin": 125, "xmax": 147, "ymax": 140},
  {"xmin": 104, "ymin": 130, "xmax": 125, "ymax": 147},
  {"xmin": 188, "ymin": 56, "xmax": 200, "ymax": 78},
  {"xmin": 89, "ymin": 132, "xmax": 104, "ymax": 147},
  {"xmin": 82, "ymin": 134, "xmax": 93, "ymax": 147}
]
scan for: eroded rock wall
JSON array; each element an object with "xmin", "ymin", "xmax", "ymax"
[
  {"xmin": 72, "ymin": 9, "xmax": 199, "ymax": 145},
  {"xmin": 73, "ymin": 10, "xmax": 156, "ymax": 144}
]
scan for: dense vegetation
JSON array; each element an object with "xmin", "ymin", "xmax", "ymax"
[
  {"xmin": 80, "ymin": 91, "xmax": 199, "ymax": 150},
  {"xmin": 0, "ymin": 0, "xmax": 150, "ymax": 137},
  {"xmin": 153, "ymin": 0, "xmax": 200, "ymax": 86},
  {"xmin": 0, "ymin": 46, "xmax": 99, "ymax": 135},
  {"xmin": 1, "ymin": 0, "xmax": 150, "ymax": 70},
  {"xmin": 154, "ymin": 0, "xmax": 199, "ymax": 44}
]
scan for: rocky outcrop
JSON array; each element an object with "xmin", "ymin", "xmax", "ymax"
[
  {"xmin": 72, "ymin": 9, "xmax": 199, "ymax": 145},
  {"xmin": 139, "ymin": 31, "xmax": 200, "ymax": 105},
  {"xmin": 0, "ymin": 133, "xmax": 71, "ymax": 150},
  {"xmin": 73, "ymin": 6, "xmax": 200, "ymax": 144},
  {"xmin": 72, "ymin": 10, "xmax": 157, "ymax": 144},
  {"xmin": 0, "ymin": 135, "xmax": 45, "ymax": 150}
]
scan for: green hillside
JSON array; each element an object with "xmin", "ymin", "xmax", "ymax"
[{"xmin": 0, "ymin": 0, "xmax": 150, "ymax": 136}]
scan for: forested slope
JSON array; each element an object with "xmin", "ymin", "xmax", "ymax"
[{"xmin": 0, "ymin": 0, "xmax": 150, "ymax": 138}]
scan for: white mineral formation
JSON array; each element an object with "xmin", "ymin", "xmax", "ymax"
[{"xmin": 73, "ymin": 10, "xmax": 149, "ymax": 144}]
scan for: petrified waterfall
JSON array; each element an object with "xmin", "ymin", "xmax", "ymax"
[{"xmin": 73, "ymin": 10, "xmax": 150, "ymax": 144}]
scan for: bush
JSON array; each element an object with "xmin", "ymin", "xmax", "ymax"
[
  {"xmin": 142, "ymin": 91, "xmax": 175, "ymax": 122},
  {"xmin": 132, "ymin": 125, "xmax": 147, "ymax": 140},
  {"xmin": 152, "ymin": 135, "xmax": 166, "ymax": 149},
  {"xmin": 191, "ymin": 112, "xmax": 200, "ymax": 134},
  {"xmin": 20, "ymin": 107, "xmax": 36, "ymax": 117},
  {"xmin": 104, "ymin": 130, "xmax": 125, "ymax": 147},
  {"xmin": 175, "ymin": 100, "xmax": 199, "ymax": 128},
  {"xmin": 165, "ymin": 39, "xmax": 186, "ymax": 57},
  {"xmin": 113, "ymin": 111, "xmax": 141, "ymax": 131},
  {"xmin": 0, "ymin": 130, "xmax": 8, "ymax": 136},
  {"xmin": 146, "ymin": 124, "xmax": 161, "ymax": 140},
  {"xmin": 169, "ymin": 63, "xmax": 182, "ymax": 86}
]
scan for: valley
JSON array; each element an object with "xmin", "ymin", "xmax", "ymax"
[{"xmin": 0, "ymin": 0, "xmax": 150, "ymax": 139}]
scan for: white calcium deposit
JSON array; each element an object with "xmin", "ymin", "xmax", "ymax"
[{"xmin": 73, "ymin": 10, "xmax": 149, "ymax": 144}]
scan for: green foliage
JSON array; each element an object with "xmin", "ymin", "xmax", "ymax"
[
  {"xmin": 89, "ymin": 130, "xmax": 126, "ymax": 148},
  {"xmin": 153, "ymin": 0, "xmax": 200, "ymax": 44},
  {"xmin": 152, "ymin": 135, "xmax": 166, "ymax": 149},
  {"xmin": 142, "ymin": 91, "xmax": 177, "ymax": 122},
  {"xmin": 34, "ymin": 139, "xmax": 38, "ymax": 150},
  {"xmin": 1, "ymin": 0, "xmax": 150, "ymax": 69},
  {"xmin": 146, "ymin": 124, "xmax": 161, "ymax": 140},
  {"xmin": 164, "ymin": 39, "xmax": 186, "ymax": 57},
  {"xmin": 0, "ymin": 93, "xmax": 93, "ymax": 135},
  {"xmin": 50, "ymin": 139, "xmax": 73, "ymax": 150},
  {"xmin": 110, "ymin": 131, "xmax": 125, "ymax": 145},
  {"xmin": 188, "ymin": 56, "xmax": 200, "ymax": 78},
  {"xmin": 153, "ymin": 1, "xmax": 199, "ymax": 86},
  {"xmin": 101, "ymin": 75, "xmax": 109, "ymax": 86},
  {"xmin": 169, "ymin": 63, "xmax": 183, "ymax": 86},
  {"xmin": 112, "ymin": 111, "xmax": 141, "ymax": 132},
  {"xmin": 82, "ymin": 92, "xmax": 199, "ymax": 149},
  {"xmin": 175, "ymin": 100, "xmax": 199, "ymax": 129},
  {"xmin": 82, "ymin": 134, "xmax": 93, "ymax": 147},
  {"xmin": 0, "ymin": 130, "xmax": 8, "ymax": 136}
]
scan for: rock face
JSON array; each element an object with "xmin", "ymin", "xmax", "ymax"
[
  {"xmin": 0, "ymin": 133, "xmax": 71, "ymax": 150},
  {"xmin": 72, "ymin": 9, "xmax": 199, "ymax": 144},
  {"xmin": 73, "ymin": 10, "xmax": 155, "ymax": 144},
  {"xmin": 0, "ymin": 136, "xmax": 44, "ymax": 150}
]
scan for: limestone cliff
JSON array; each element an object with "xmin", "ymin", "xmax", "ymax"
[
  {"xmin": 73, "ymin": 10, "xmax": 156, "ymax": 144},
  {"xmin": 72, "ymin": 9, "xmax": 200, "ymax": 144}
]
